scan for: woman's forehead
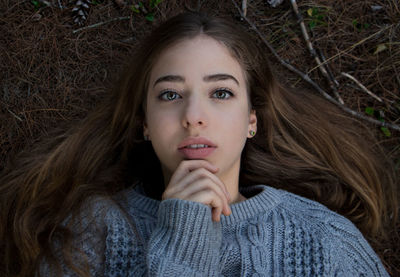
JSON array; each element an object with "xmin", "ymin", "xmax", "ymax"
[{"xmin": 148, "ymin": 35, "xmax": 247, "ymax": 87}]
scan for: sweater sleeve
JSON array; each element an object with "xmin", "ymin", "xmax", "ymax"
[
  {"xmin": 326, "ymin": 218, "xmax": 389, "ymax": 277},
  {"xmin": 39, "ymin": 197, "xmax": 223, "ymax": 276},
  {"xmin": 103, "ymin": 198, "xmax": 223, "ymax": 277},
  {"xmin": 146, "ymin": 199, "xmax": 222, "ymax": 276}
]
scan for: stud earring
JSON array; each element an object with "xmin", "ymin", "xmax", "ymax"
[
  {"xmin": 144, "ymin": 135, "xmax": 150, "ymax": 141},
  {"xmin": 249, "ymin": 130, "xmax": 256, "ymax": 137}
]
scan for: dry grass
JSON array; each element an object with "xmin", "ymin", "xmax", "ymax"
[{"xmin": 0, "ymin": 0, "xmax": 399, "ymax": 275}]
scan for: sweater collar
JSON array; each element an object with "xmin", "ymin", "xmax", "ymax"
[{"xmin": 119, "ymin": 183, "xmax": 283, "ymax": 226}]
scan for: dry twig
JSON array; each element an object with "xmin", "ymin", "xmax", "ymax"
[
  {"xmin": 72, "ymin": 16, "xmax": 131, "ymax": 34},
  {"xmin": 307, "ymin": 24, "xmax": 396, "ymax": 74},
  {"xmin": 7, "ymin": 109, "xmax": 23, "ymax": 122},
  {"xmin": 341, "ymin": 72, "xmax": 383, "ymax": 103},
  {"xmin": 242, "ymin": 0, "xmax": 247, "ymax": 17},
  {"xmin": 230, "ymin": 0, "xmax": 400, "ymax": 131},
  {"xmin": 289, "ymin": 0, "xmax": 344, "ymax": 104},
  {"xmin": 318, "ymin": 50, "xmax": 339, "ymax": 87}
]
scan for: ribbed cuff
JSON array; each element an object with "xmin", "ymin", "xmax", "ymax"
[{"xmin": 149, "ymin": 199, "xmax": 221, "ymax": 274}]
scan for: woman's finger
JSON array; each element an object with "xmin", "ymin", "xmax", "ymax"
[
  {"xmin": 168, "ymin": 160, "xmax": 218, "ymax": 186},
  {"xmin": 170, "ymin": 177, "xmax": 231, "ymax": 216},
  {"xmin": 165, "ymin": 167, "xmax": 231, "ymax": 203},
  {"xmin": 162, "ymin": 159, "xmax": 232, "ymax": 221}
]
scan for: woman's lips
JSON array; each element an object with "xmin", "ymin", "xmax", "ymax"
[
  {"xmin": 178, "ymin": 136, "xmax": 217, "ymax": 149},
  {"xmin": 178, "ymin": 146, "xmax": 216, "ymax": 159}
]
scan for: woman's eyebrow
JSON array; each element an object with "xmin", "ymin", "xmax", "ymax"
[
  {"xmin": 153, "ymin": 73, "xmax": 239, "ymax": 88},
  {"xmin": 203, "ymin": 74, "xmax": 239, "ymax": 86},
  {"xmin": 153, "ymin": 75, "xmax": 184, "ymax": 88}
]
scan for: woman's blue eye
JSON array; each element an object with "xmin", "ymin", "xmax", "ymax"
[
  {"xmin": 159, "ymin": 89, "xmax": 233, "ymax": 101},
  {"xmin": 213, "ymin": 89, "xmax": 233, "ymax": 99},
  {"xmin": 159, "ymin": 91, "xmax": 181, "ymax": 101}
]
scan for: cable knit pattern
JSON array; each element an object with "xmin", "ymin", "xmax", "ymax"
[{"xmin": 42, "ymin": 184, "xmax": 389, "ymax": 276}]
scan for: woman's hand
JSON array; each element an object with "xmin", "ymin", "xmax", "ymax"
[{"xmin": 162, "ymin": 160, "xmax": 232, "ymax": 222}]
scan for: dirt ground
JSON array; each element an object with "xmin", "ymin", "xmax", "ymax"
[{"xmin": 1, "ymin": 0, "xmax": 399, "ymax": 275}]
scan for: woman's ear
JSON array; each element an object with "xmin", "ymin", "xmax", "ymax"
[{"xmin": 247, "ymin": 110, "xmax": 257, "ymax": 138}]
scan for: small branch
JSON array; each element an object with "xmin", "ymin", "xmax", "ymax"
[
  {"xmin": 231, "ymin": 1, "xmax": 284, "ymax": 66},
  {"xmin": 290, "ymin": 0, "xmax": 320, "ymax": 66},
  {"xmin": 7, "ymin": 109, "xmax": 23, "ymax": 122},
  {"xmin": 318, "ymin": 49, "xmax": 339, "ymax": 87},
  {"xmin": 72, "ymin": 16, "xmax": 131, "ymax": 34},
  {"xmin": 57, "ymin": 0, "xmax": 63, "ymax": 9},
  {"xmin": 307, "ymin": 24, "xmax": 395, "ymax": 74},
  {"xmin": 341, "ymin": 72, "xmax": 383, "ymax": 102},
  {"xmin": 242, "ymin": 0, "xmax": 247, "ymax": 17},
  {"xmin": 290, "ymin": 0, "xmax": 344, "ymax": 104},
  {"xmin": 230, "ymin": 0, "xmax": 400, "ymax": 131}
]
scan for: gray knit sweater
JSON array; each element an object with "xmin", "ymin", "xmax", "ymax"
[{"xmin": 44, "ymin": 184, "xmax": 389, "ymax": 276}]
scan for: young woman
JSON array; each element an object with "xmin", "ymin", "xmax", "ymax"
[{"xmin": 0, "ymin": 11, "xmax": 397, "ymax": 277}]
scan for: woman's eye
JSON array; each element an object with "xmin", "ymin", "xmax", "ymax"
[
  {"xmin": 158, "ymin": 89, "xmax": 233, "ymax": 101},
  {"xmin": 159, "ymin": 91, "xmax": 181, "ymax": 101},
  {"xmin": 212, "ymin": 89, "xmax": 233, "ymax": 99}
]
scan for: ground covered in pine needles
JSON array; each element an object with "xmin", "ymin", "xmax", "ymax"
[{"xmin": 1, "ymin": 0, "xmax": 399, "ymax": 275}]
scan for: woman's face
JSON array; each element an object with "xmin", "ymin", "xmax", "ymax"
[{"xmin": 144, "ymin": 35, "xmax": 257, "ymax": 185}]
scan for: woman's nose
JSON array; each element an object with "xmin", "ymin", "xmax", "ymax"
[{"xmin": 181, "ymin": 96, "xmax": 208, "ymax": 129}]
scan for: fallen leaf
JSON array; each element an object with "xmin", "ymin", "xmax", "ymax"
[
  {"xmin": 374, "ymin": 43, "xmax": 387, "ymax": 55},
  {"xmin": 365, "ymin": 107, "xmax": 375, "ymax": 115},
  {"xmin": 381, "ymin": 126, "xmax": 391, "ymax": 137}
]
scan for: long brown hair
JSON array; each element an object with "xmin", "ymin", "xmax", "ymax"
[{"xmin": 0, "ymin": 11, "xmax": 397, "ymax": 277}]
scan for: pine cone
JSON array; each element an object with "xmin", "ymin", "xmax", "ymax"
[{"xmin": 72, "ymin": 0, "xmax": 91, "ymax": 26}]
